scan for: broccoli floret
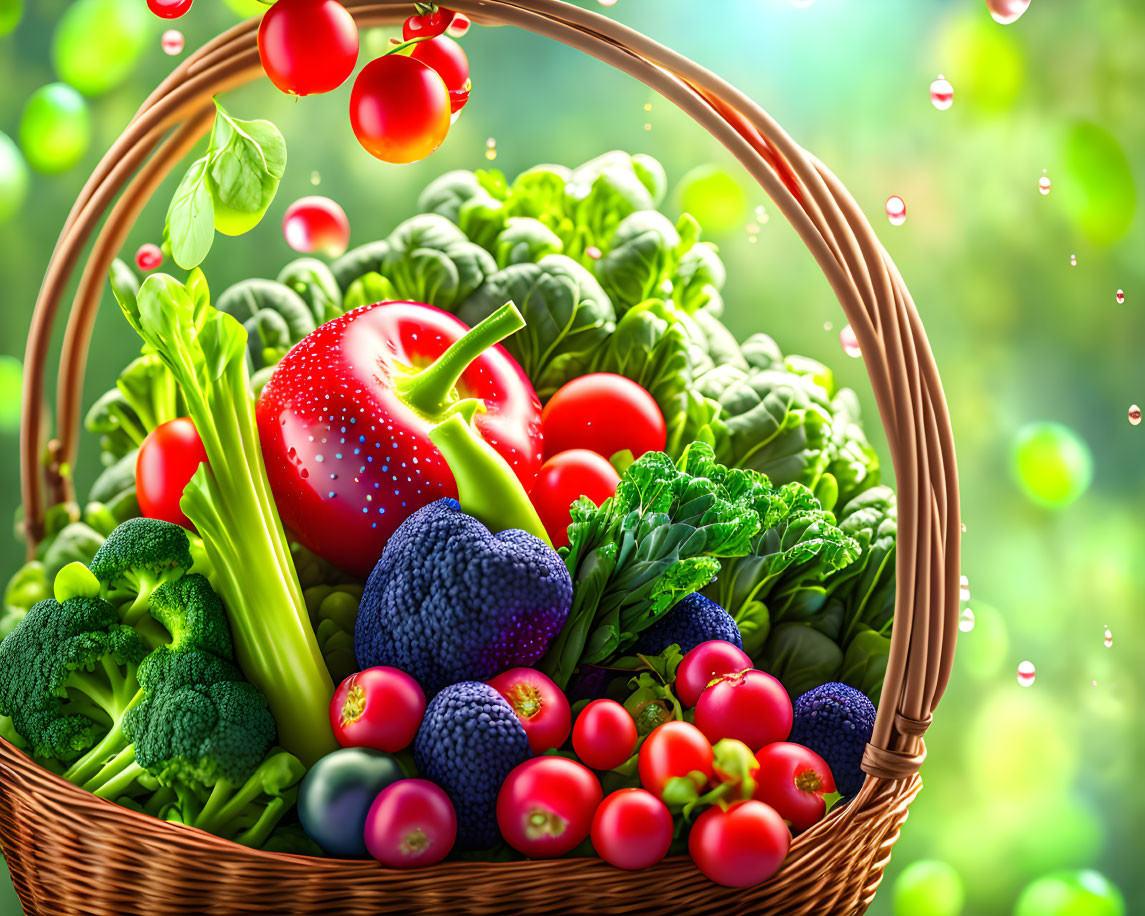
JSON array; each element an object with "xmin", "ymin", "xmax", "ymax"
[
  {"xmin": 356, "ymin": 499, "xmax": 572, "ymax": 695},
  {"xmin": 634, "ymin": 592, "xmax": 743, "ymax": 656},
  {"xmin": 788, "ymin": 681, "xmax": 876, "ymax": 796},
  {"xmin": 147, "ymin": 574, "xmax": 235, "ymax": 661},
  {"xmin": 414, "ymin": 681, "xmax": 531, "ymax": 848},
  {"xmin": 89, "ymin": 518, "xmax": 193, "ymax": 626},
  {"xmin": 0, "ymin": 591, "xmax": 145, "ymax": 765}
]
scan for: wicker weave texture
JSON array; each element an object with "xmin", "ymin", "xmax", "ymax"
[{"xmin": 6, "ymin": 2, "xmax": 959, "ymax": 914}]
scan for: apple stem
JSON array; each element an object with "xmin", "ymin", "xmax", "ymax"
[{"xmin": 398, "ymin": 302, "xmax": 524, "ymax": 418}]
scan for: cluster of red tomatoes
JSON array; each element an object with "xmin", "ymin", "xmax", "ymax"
[{"xmin": 149, "ymin": 0, "xmax": 472, "ymax": 164}]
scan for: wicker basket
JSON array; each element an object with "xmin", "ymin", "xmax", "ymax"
[{"xmin": 3, "ymin": 2, "xmax": 960, "ymax": 913}]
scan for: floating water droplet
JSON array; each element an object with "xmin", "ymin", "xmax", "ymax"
[
  {"xmin": 585, "ymin": 245, "xmax": 602, "ymax": 260},
  {"xmin": 310, "ymin": 170, "xmax": 321, "ymax": 186},
  {"xmin": 484, "ymin": 137, "xmax": 497, "ymax": 161},
  {"xmin": 446, "ymin": 12, "xmax": 470, "ymax": 36},
  {"xmin": 1069, "ymin": 253, "xmax": 1077, "ymax": 266},
  {"xmin": 282, "ymin": 196, "xmax": 350, "ymax": 257},
  {"xmin": 958, "ymin": 608, "xmax": 976, "ymax": 632},
  {"xmin": 597, "ymin": 0, "xmax": 617, "ymax": 6},
  {"xmin": 1038, "ymin": 175, "xmax": 1051, "ymax": 195},
  {"xmin": 823, "ymin": 321, "xmax": 833, "ymax": 331},
  {"xmin": 1091, "ymin": 679, "xmax": 1098, "ymax": 687},
  {"xmin": 885, "ymin": 195, "xmax": 906, "ymax": 226},
  {"xmin": 161, "ymin": 28, "xmax": 184, "ymax": 55},
  {"xmin": 1016, "ymin": 660, "xmax": 1036, "ymax": 687},
  {"xmin": 1129, "ymin": 404, "xmax": 1142, "ymax": 426},
  {"xmin": 643, "ymin": 122, "xmax": 652, "ymax": 132},
  {"xmin": 929, "ymin": 75, "xmax": 953, "ymax": 111},
  {"xmin": 839, "ymin": 324, "xmax": 862, "ymax": 359},
  {"xmin": 1103, "ymin": 627, "xmax": 1113, "ymax": 648},
  {"xmin": 986, "ymin": 0, "xmax": 1031, "ymax": 25},
  {"xmin": 754, "ymin": 204, "xmax": 770, "ymax": 225},
  {"xmin": 1115, "ymin": 289, "xmax": 1125, "ymax": 304},
  {"xmin": 960, "ymin": 575, "xmax": 970, "ymax": 602},
  {"xmin": 135, "ymin": 243, "xmax": 162, "ymax": 272},
  {"xmin": 643, "ymin": 102, "xmax": 653, "ymax": 112}
]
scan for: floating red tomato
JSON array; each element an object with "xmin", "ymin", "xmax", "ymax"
[
  {"xmin": 258, "ymin": 0, "xmax": 359, "ymax": 97},
  {"xmin": 349, "ymin": 55, "xmax": 451, "ymax": 164},
  {"xmin": 147, "ymin": 0, "xmax": 193, "ymax": 19},
  {"xmin": 408, "ymin": 36, "xmax": 471, "ymax": 113}
]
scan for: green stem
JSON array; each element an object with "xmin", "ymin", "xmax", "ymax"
[
  {"xmin": 383, "ymin": 34, "xmax": 437, "ymax": 58},
  {"xmin": 396, "ymin": 302, "xmax": 525, "ymax": 417},
  {"xmin": 429, "ymin": 413, "xmax": 552, "ymax": 547}
]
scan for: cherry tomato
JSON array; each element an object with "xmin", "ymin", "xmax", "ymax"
[
  {"xmin": 446, "ymin": 12, "xmax": 470, "ymax": 37},
  {"xmin": 350, "ymin": 55, "xmax": 451, "ymax": 164},
  {"xmin": 330, "ymin": 667, "xmax": 426, "ymax": 753},
  {"xmin": 408, "ymin": 35, "xmax": 471, "ymax": 113},
  {"xmin": 364, "ymin": 779, "xmax": 457, "ymax": 867},
  {"xmin": 147, "ymin": 0, "xmax": 193, "ymax": 19},
  {"xmin": 529, "ymin": 449, "xmax": 620, "ymax": 549},
  {"xmin": 688, "ymin": 800, "xmax": 790, "ymax": 887},
  {"xmin": 541, "ymin": 374, "xmax": 666, "ymax": 462},
  {"xmin": 402, "ymin": 6, "xmax": 456, "ymax": 39},
  {"xmin": 694, "ymin": 669, "xmax": 792, "ymax": 751},
  {"xmin": 638, "ymin": 721, "xmax": 713, "ymax": 800},
  {"xmin": 258, "ymin": 0, "xmax": 359, "ymax": 97},
  {"xmin": 572, "ymin": 699, "xmax": 638, "ymax": 770},
  {"xmin": 590, "ymin": 788, "xmax": 673, "ymax": 870},
  {"xmin": 753, "ymin": 742, "xmax": 836, "ymax": 832},
  {"xmin": 487, "ymin": 667, "xmax": 571, "ymax": 755},
  {"xmin": 496, "ymin": 757, "xmax": 602, "ymax": 858},
  {"xmin": 675, "ymin": 640, "xmax": 752, "ymax": 708},
  {"xmin": 135, "ymin": 418, "xmax": 207, "ymax": 529}
]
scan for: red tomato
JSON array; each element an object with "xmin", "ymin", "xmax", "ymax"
[
  {"xmin": 330, "ymin": 667, "xmax": 426, "ymax": 753},
  {"xmin": 350, "ymin": 55, "xmax": 451, "ymax": 164},
  {"xmin": 486, "ymin": 668, "xmax": 571, "ymax": 755},
  {"xmin": 402, "ymin": 7, "xmax": 456, "ymax": 39},
  {"xmin": 674, "ymin": 640, "xmax": 752, "ymax": 708},
  {"xmin": 693, "ymin": 669, "xmax": 792, "ymax": 751},
  {"xmin": 258, "ymin": 0, "xmax": 359, "ymax": 97},
  {"xmin": 496, "ymin": 757, "xmax": 602, "ymax": 858},
  {"xmin": 529, "ymin": 450, "xmax": 620, "ymax": 549},
  {"xmin": 753, "ymin": 742, "xmax": 836, "ymax": 832},
  {"xmin": 408, "ymin": 36, "xmax": 471, "ymax": 113},
  {"xmin": 147, "ymin": 0, "xmax": 193, "ymax": 19},
  {"xmin": 688, "ymin": 800, "xmax": 790, "ymax": 887},
  {"xmin": 572, "ymin": 699, "xmax": 638, "ymax": 771},
  {"xmin": 364, "ymin": 779, "xmax": 456, "ymax": 868},
  {"xmin": 136, "ymin": 418, "xmax": 208, "ymax": 529},
  {"xmin": 541, "ymin": 374, "xmax": 666, "ymax": 462},
  {"xmin": 590, "ymin": 788, "xmax": 673, "ymax": 870},
  {"xmin": 638, "ymin": 721, "xmax": 714, "ymax": 800}
]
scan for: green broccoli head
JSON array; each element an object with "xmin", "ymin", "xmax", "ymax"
[
  {"xmin": 125, "ymin": 648, "xmax": 276, "ymax": 789},
  {"xmin": 147, "ymin": 574, "xmax": 234, "ymax": 661},
  {"xmin": 89, "ymin": 518, "xmax": 194, "ymax": 624},
  {"xmin": 0, "ymin": 595, "xmax": 145, "ymax": 761}
]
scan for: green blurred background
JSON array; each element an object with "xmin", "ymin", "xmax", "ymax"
[{"xmin": 0, "ymin": 0, "xmax": 1140, "ymax": 913}]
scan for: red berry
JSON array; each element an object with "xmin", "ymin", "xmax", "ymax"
[
  {"xmin": 135, "ymin": 243, "xmax": 163, "ymax": 272},
  {"xmin": 147, "ymin": 0, "xmax": 193, "ymax": 19},
  {"xmin": 349, "ymin": 55, "xmax": 451, "ymax": 164},
  {"xmin": 675, "ymin": 640, "xmax": 752, "ymax": 708},
  {"xmin": 408, "ymin": 36, "xmax": 471, "ymax": 114},
  {"xmin": 590, "ymin": 788, "xmax": 673, "ymax": 870},
  {"xmin": 693, "ymin": 669, "xmax": 793, "ymax": 751},
  {"xmin": 330, "ymin": 667, "xmax": 426, "ymax": 753},
  {"xmin": 487, "ymin": 668, "xmax": 571, "ymax": 755},
  {"xmin": 258, "ymin": 0, "xmax": 359, "ymax": 97},
  {"xmin": 497, "ymin": 757, "xmax": 602, "ymax": 858},
  {"xmin": 638, "ymin": 721, "xmax": 713, "ymax": 801},
  {"xmin": 753, "ymin": 742, "xmax": 836, "ymax": 832},
  {"xmin": 688, "ymin": 800, "xmax": 790, "ymax": 887},
  {"xmin": 572, "ymin": 699, "xmax": 638, "ymax": 770}
]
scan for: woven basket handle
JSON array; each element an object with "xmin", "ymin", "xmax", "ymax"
[{"xmin": 17, "ymin": 0, "xmax": 959, "ymax": 794}]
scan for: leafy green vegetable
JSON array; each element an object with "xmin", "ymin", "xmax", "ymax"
[
  {"xmin": 276, "ymin": 257, "xmax": 343, "ymax": 325},
  {"xmin": 756, "ymin": 622, "xmax": 844, "ymax": 699},
  {"xmin": 459, "ymin": 254, "xmax": 616, "ymax": 399},
  {"xmin": 111, "ymin": 268, "xmax": 335, "ymax": 765},
  {"xmin": 330, "ymin": 239, "xmax": 391, "ymax": 292},
  {"xmin": 216, "ymin": 278, "xmax": 316, "ymax": 370},
  {"xmin": 164, "ymin": 102, "xmax": 286, "ymax": 269},
  {"xmin": 493, "ymin": 217, "xmax": 564, "ymax": 267},
  {"xmin": 377, "ymin": 214, "xmax": 498, "ymax": 311}
]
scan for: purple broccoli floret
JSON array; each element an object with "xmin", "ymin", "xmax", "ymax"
[
  {"xmin": 355, "ymin": 498, "xmax": 572, "ymax": 696},
  {"xmin": 414, "ymin": 681, "xmax": 531, "ymax": 848},
  {"xmin": 788, "ymin": 682, "xmax": 876, "ymax": 796},
  {"xmin": 635, "ymin": 592, "xmax": 742, "ymax": 656}
]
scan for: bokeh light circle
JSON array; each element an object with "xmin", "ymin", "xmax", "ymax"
[
  {"xmin": 1014, "ymin": 870, "xmax": 1126, "ymax": 916},
  {"xmin": 0, "ymin": 0, "xmax": 22, "ymax": 36},
  {"xmin": 1010, "ymin": 421, "xmax": 1093, "ymax": 509},
  {"xmin": 0, "ymin": 356, "xmax": 22, "ymax": 433},
  {"xmin": 892, "ymin": 859, "xmax": 965, "ymax": 916},
  {"xmin": 52, "ymin": 0, "xmax": 152, "ymax": 97},
  {"xmin": 0, "ymin": 131, "xmax": 30, "ymax": 224},
  {"xmin": 675, "ymin": 165, "xmax": 748, "ymax": 234},
  {"xmin": 19, "ymin": 83, "xmax": 92, "ymax": 174}
]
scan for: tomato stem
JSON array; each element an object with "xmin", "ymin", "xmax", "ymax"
[{"xmin": 383, "ymin": 34, "xmax": 436, "ymax": 58}]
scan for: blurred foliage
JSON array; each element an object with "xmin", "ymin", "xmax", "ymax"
[{"xmin": 0, "ymin": 0, "xmax": 1142, "ymax": 913}]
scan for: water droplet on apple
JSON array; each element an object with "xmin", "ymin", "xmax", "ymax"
[
  {"xmin": 839, "ymin": 324, "xmax": 862, "ymax": 358},
  {"xmin": 1129, "ymin": 405, "xmax": 1141, "ymax": 426},
  {"xmin": 986, "ymin": 0, "xmax": 1031, "ymax": 25},
  {"xmin": 135, "ymin": 243, "xmax": 163, "ymax": 272},
  {"xmin": 885, "ymin": 195, "xmax": 906, "ymax": 226},
  {"xmin": 1016, "ymin": 660, "xmax": 1036, "ymax": 687},
  {"xmin": 161, "ymin": 29, "xmax": 184, "ymax": 55},
  {"xmin": 958, "ymin": 608, "xmax": 976, "ymax": 632},
  {"xmin": 282, "ymin": 196, "xmax": 350, "ymax": 257},
  {"xmin": 929, "ymin": 75, "xmax": 953, "ymax": 110}
]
